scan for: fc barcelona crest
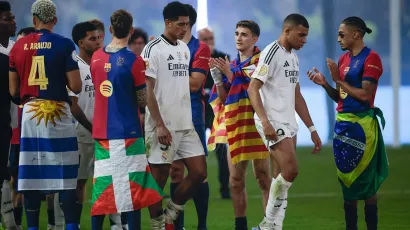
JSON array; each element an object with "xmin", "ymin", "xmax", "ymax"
[{"xmin": 104, "ymin": 63, "xmax": 111, "ymax": 72}]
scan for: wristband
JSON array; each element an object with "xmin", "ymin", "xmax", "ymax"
[{"xmin": 308, "ymin": 125, "xmax": 316, "ymax": 133}]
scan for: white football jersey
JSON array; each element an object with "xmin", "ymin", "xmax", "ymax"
[
  {"xmin": 68, "ymin": 56, "xmax": 95, "ymax": 143},
  {"xmin": 142, "ymin": 35, "xmax": 193, "ymax": 131},
  {"xmin": 252, "ymin": 40, "xmax": 299, "ymax": 131}
]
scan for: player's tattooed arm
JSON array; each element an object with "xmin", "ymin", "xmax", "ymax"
[
  {"xmin": 322, "ymin": 82, "xmax": 338, "ymax": 103},
  {"xmin": 136, "ymin": 88, "xmax": 148, "ymax": 107},
  {"xmin": 9, "ymin": 71, "xmax": 19, "ymax": 98},
  {"xmin": 70, "ymin": 96, "xmax": 92, "ymax": 133},
  {"xmin": 337, "ymin": 80, "xmax": 375, "ymax": 103}
]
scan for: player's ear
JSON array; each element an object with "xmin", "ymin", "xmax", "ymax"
[
  {"xmin": 109, "ymin": 26, "xmax": 113, "ymax": 35},
  {"xmin": 129, "ymin": 27, "xmax": 134, "ymax": 36},
  {"xmin": 53, "ymin": 17, "xmax": 57, "ymax": 26},
  {"xmin": 32, "ymin": 16, "xmax": 37, "ymax": 28},
  {"xmin": 252, "ymin": 35, "xmax": 259, "ymax": 44},
  {"xmin": 165, "ymin": 19, "xmax": 171, "ymax": 29}
]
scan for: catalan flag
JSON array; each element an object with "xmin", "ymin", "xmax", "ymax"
[{"xmin": 207, "ymin": 47, "xmax": 269, "ymax": 164}]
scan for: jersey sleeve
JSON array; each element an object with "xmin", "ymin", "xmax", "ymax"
[
  {"xmin": 363, "ymin": 52, "xmax": 383, "ymax": 84},
  {"xmin": 252, "ymin": 44, "xmax": 278, "ymax": 83},
  {"xmin": 192, "ymin": 43, "xmax": 211, "ymax": 75},
  {"xmin": 65, "ymin": 39, "xmax": 79, "ymax": 72},
  {"xmin": 132, "ymin": 57, "xmax": 147, "ymax": 90},
  {"xmin": 141, "ymin": 43, "xmax": 159, "ymax": 79}
]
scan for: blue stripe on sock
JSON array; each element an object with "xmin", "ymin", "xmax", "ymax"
[{"xmin": 21, "ymin": 137, "xmax": 78, "ymax": 152}]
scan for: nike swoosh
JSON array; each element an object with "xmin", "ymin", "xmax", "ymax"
[{"xmin": 93, "ymin": 59, "xmax": 100, "ymax": 63}]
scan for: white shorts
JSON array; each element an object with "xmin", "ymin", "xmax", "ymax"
[
  {"xmin": 145, "ymin": 129, "xmax": 205, "ymax": 164},
  {"xmin": 255, "ymin": 120, "xmax": 298, "ymax": 148},
  {"xmin": 78, "ymin": 142, "xmax": 95, "ymax": 179}
]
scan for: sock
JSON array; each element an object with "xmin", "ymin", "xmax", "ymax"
[
  {"xmin": 120, "ymin": 212, "xmax": 129, "ymax": 229},
  {"xmin": 265, "ymin": 174, "xmax": 291, "ymax": 227},
  {"xmin": 344, "ymin": 202, "xmax": 358, "ymax": 230},
  {"xmin": 365, "ymin": 204, "xmax": 378, "ymax": 230},
  {"xmin": 24, "ymin": 191, "xmax": 42, "ymax": 229},
  {"xmin": 66, "ymin": 223, "xmax": 79, "ymax": 230},
  {"xmin": 150, "ymin": 214, "xmax": 165, "ymax": 230},
  {"xmin": 109, "ymin": 213, "xmax": 122, "ymax": 228},
  {"xmin": 170, "ymin": 182, "xmax": 184, "ymax": 229},
  {"xmin": 127, "ymin": 210, "xmax": 141, "ymax": 230},
  {"xmin": 1, "ymin": 180, "xmax": 17, "ymax": 228},
  {"xmin": 193, "ymin": 182, "xmax": 209, "ymax": 229},
  {"xmin": 48, "ymin": 209, "xmax": 55, "ymax": 226},
  {"xmin": 59, "ymin": 190, "xmax": 82, "ymax": 227},
  {"xmin": 235, "ymin": 216, "xmax": 248, "ymax": 230},
  {"xmin": 165, "ymin": 200, "xmax": 184, "ymax": 221},
  {"xmin": 54, "ymin": 194, "xmax": 65, "ymax": 229},
  {"xmin": 13, "ymin": 207, "xmax": 23, "ymax": 225},
  {"xmin": 91, "ymin": 215, "xmax": 105, "ymax": 230}
]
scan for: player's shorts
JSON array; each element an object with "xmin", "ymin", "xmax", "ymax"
[
  {"xmin": 9, "ymin": 144, "xmax": 20, "ymax": 180},
  {"xmin": 146, "ymin": 129, "xmax": 205, "ymax": 164},
  {"xmin": 194, "ymin": 124, "xmax": 208, "ymax": 156},
  {"xmin": 255, "ymin": 119, "xmax": 298, "ymax": 148},
  {"xmin": 78, "ymin": 142, "xmax": 95, "ymax": 180}
]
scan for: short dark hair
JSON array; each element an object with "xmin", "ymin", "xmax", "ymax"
[
  {"xmin": 129, "ymin": 27, "xmax": 148, "ymax": 45},
  {"xmin": 72, "ymin": 21, "xmax": 97, "ymax": 46},
  {"xmin": 283, "ymin": 13, "xmax": 309, "ymax": 29},
  {"xmin": 110, "ymin": 9, "xmax": 133, "ymax": 39},
  {"xmin": 184, "ymin": 4, "xmax": 197, "ymax": 28},
  {"xmin": 18, "ymin": 27, "xmax": 36, "ymax": 36},
  {"xmin": 89, "ymin": 19, "xmax": 105, "ymax": 33},
  {"xmin": 342, "ymin": 16, "xmax": 372, "ymax": 36},
  {"xmin": 236, "ymin": 20, "xmax": 260, "ymax": 37},
  {"xmin": 163, "ymin": 1, "xmax": 189, "ymax": 21},
  {"xmin": 0, "ymin": 1, "xmax": 10, "ymax": 13}
]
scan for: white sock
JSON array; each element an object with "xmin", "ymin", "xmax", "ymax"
[
  {"xmin": 165, "ymin": 200, "xmax": 184, "ymax": 221},
  {"xmin": 53, "ymin": 194, "xmax": 65, "ymax": 230},
  {"xmin": 109, "ymin": 213, "xmax": 122, "ymax": 228},
  {"xmin": 264, "ymin": 174, "xmax": 292, "ymax": 226},
  {"xmin": 1, "ymin": 180, "xmax": 17, "ymax": 228},
  {"xmin": 122, "ymin": 224, "xmax": 129, "ymax": 230},
  {"xmin": 150, "ymin": 214, "xmax": 165, "ymax": 230}
]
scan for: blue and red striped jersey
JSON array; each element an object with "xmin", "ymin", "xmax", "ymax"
[
  {"xmin": 91, "ymin": 47, "xmax": 146, "ymax": 139},
  {"xmin": 9, "ymin": 29, "xmax": 78, "ymax": 104},
  {"xmin": 186, "ymin": 36, "xmax": 211, "ymax": 126},
  {"xmin": 337, "ymin": 47, "xmax": 383, "ymax": 113}
]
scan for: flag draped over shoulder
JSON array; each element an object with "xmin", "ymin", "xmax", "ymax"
[
  {"xmin": 18, "ymin": 99, "xmax": 79, "ymax": 192},
  {"xmin": 333, "ymin": 108, "xmax": 388, "ymax": 200},
  {"xmin": 91, "ymin": 138, "xmax": 163, "ymax": 216},
  {"xmin": 208, "ymin": 47, "xmax": 269, "ymax": 164}
]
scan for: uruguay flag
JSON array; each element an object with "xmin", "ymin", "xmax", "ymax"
[{"xmin": 18, "ymin": 99, "xmax": 79, "ymax": 192}]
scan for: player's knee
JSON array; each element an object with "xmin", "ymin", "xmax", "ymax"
[
  {"xmin": 193, "ymin": 168, "xmax": 207, "ymax": 183},
  {"xmin": 229, "ymin": 176, "xmax": 245, "ymax": 193},
  {"xmin": 170, "ymin": 162, "xmax": 184, "ymax": 182},
  {"xmin": 283, "ymin": 165, "xmax": 298, "ymax": 182}
]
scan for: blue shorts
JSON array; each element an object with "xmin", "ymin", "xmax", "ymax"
[{"xmin": 194, "ymin": 124, "xmax": 208, "ymax": 156}]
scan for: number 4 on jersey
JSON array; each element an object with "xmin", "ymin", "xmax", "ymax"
[{"xmin": 28, "ymin": 56, "xmax": 49, "ymax": 90}]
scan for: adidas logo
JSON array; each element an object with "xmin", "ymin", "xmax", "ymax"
[
  {"xmin": 85, "ymin": 75, "xmax": 91, "ymax": 80},
  {"xmin": 167, "ymin": 54, "xmax": 174, "ymax": 61},
  {"xmin": 283, "ymin": 61, "xmax": 290, "ymax": 67}
]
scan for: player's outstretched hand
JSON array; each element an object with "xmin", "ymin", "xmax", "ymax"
[
  {"xmin": 262, "ymin": 120, "xmax": 278, "ymax": 142},
  {"xmin": 307, "ymin": 67, "xmax": 327, "ymax": 86},
  {"xmin": 326, "ymin": 58, "xmax": 341, "ymax": 83},
  {"xmin": 311, "ymin": 131, "xmax": 322, "ymax": 154},
  {"xmin": 157, "ymin": 124, "xmax": 172, "ymax": 146}
]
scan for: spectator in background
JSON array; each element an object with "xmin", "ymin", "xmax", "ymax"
[
  {"xmin": 128, "ymin": 27, "xmax": 148, "ymax": 56},
  {"xmin": 198, "ymin": 27, "xmax": 231, "ymax": 199}
]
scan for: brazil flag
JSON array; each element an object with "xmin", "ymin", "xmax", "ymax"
[{"xmin": 333, "ymin": 108, "xmax": 388, "ymax": 200}]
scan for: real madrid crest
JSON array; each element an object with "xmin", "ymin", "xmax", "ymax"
[
  {"xmin": 104, "ymin": 63, "xmax": 111, "ymax": 72},
  {"xmin": 184, "ymin": 52, "xmax": 188, "ymax": 60},
  {"xmin": 145, "ymin": 60, "xmax": 149, "ymax": 70}
]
